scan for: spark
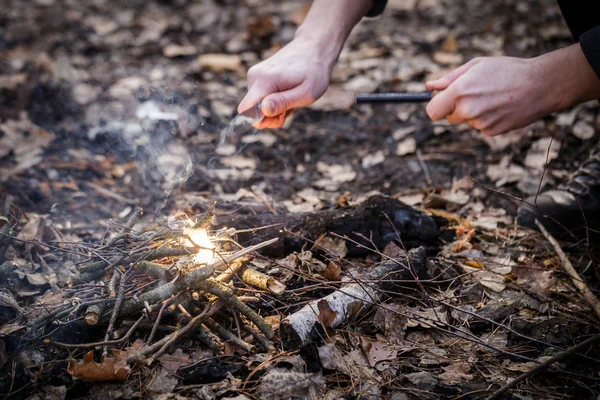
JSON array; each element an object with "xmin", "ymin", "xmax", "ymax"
[{"xmin": 183, "ymin": 227, "xmax": 216, "ymax": 264}]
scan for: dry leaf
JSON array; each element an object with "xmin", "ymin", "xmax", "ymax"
[
  {"xmin": 361, "ymin": 337, "xmax": 397, "ymax": 367},
  {"xmin": 317, "ymin": 300, "xmax": 337, "ymax": 331},
  {"xmin": 0, "ymin": 115, "xmax": 55, "ymax": 181},
  {"xmin": 572, "ymin": 120, "xmax": 595, "ymax": 140},
  {"xmin": 512, "ymin": 265, "xmax": 556, "ymax": 297},
  {"xmin": 158, "ymin": 348, "xmax": 191, "ymax": 371},
  {"xmin": 67, "ymin": 350, "xmax": 130, "ymax": 381},
  {"xmin": 407, "ymin": 306, "xmax": 448, "ymax": 329},
  {"xmin": 437, "ymin": 362, "xmax": 473, "ymax": 384},
  {"xmin": 316, "ymin": 236, "xmax": 348, "ymax": 258},
  {"xmin": 148, "ymin": 368, "xmax": 178, "ymax": 393},
  {"xmin": 197, "ymin": 53, "xmax": 242, "ymax": 73},
  {"xmin": 255, "ymin": 368, "xmax": 324, "ymax": 400},
  {"xmin": 396, "ymin": 138, "xmax": 417, "ymax": 156},
  {"xmin": 163, "ymin": 44, "xmax": 196, "ymax": 58},
  {"xmin": 361, "ymin": 150, "xmax": 385, "ymax": 169},
  {"xmin": 319, "ymin": 261, "xmax": 341, "ymax": 281},
  {"xmin": 524, "ymin": 137, "xmax": 561, "ymax": 170},
  {"xmin": 373, "ymin": 304, "xmax": 408, "ymax": 344}
]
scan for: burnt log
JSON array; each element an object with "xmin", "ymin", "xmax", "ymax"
[{"xmin": 214, "ymin": 195, "xmax": 440, "ymax": 257}]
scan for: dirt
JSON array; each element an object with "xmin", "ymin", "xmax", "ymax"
[{"xmin": 1, "ymin": 0, "xmax": 600, "ymax": 399}]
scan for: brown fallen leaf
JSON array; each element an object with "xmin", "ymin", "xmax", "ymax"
[
  {"xmin": 317, "ymin": 300, "xmax": 337, "ymax": 339},
  {"xmin": 67, "ymin": 350, "xmax": 130, "ymax": 381},
  {"xmin": 512, "ymin": 265, "xmax": 556, "ymax": 298},
  {"xmin": 361, "ymin": 336, "xmax": 397, "ymax": 367},
  {"xmin": 319, "ymin": 261, "xmax": 341, "ymax": 282},
  {"xmin": 197, "ymin": 53, "xmax": 242, "ymax": 73},
  {"xmin": 437, "ymin": 362, "xmax": 473, "ymax": 385},
  {"xmin": 158, "ymin": 348, "xmax": 191, "ymax": 372}
]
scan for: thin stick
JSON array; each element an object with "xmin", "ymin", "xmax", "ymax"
[
  {"xmin": 104, "ymin": 271, "xmax": 127, "ymax": 355},
  {"xmin": 105, "ymin": 207, "xmax": 143, "ymax": 247},
  {"xmin": 197, "ymin": 279, "xmax": 274, "ymax": 339},
  {"xmin": 133, "ymin": 302, "xmax": 221, "ymax": 364},
  {"xmin": 204, "ymin": 318, "xmax": 254, "ymax": 353},
  {"xmin": 147, "ymin": 296, "xmax": 175, "ymax": 345},
  {"xmin": 44, "ymin": 315, "xmax": 145, "ymax": 348},
  {"xmin": 535, "ymin": 219, "xmax": 600, "ymax": 320},
  {"xmin": 486, "ymin": 334, "xmax": 600, "ymax": 400},
  {"xmin": 416, "ymin": 149, "xmax": 433, "ymax": 186}
]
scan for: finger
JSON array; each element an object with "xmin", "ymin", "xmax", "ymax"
[
  {"xmin": 426, "ymin": 86, "xmax": 458, "ymax": 121},
  {"xmin": 238, "ymin": 81, "xmax": 274, "ymax": 114},
  {"xmin": 446, "ymin": 111, "xmax": 467, "ymax": 125},
  {"xmin": 261, "ymin": 84, "xmax": 313, "ymax": 117},
  {"xmin": 468, "ymin": 114, "xmax": 502, "ymax": 136},
  {"xmin": 425, "ymin": 58, "xmax": 482, "ymax": 91}
]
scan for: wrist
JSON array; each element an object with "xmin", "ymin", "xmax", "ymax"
[
  {"xmin": 293, "ymin": 0, "xmax": 371, "ymax": 72},
  {"xmin": 293, "ymin": 27, "xmax": 345, "ymax": 72},
  {"xmin": 532, "ymin": 44, "xmax": 600, "ymax": 113}
]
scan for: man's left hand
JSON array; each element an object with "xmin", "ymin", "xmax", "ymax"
[{"xmin": 425, "ymin": 56, "xmax": 553, "ymax": 136}]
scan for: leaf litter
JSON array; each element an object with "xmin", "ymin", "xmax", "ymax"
[{"xmin": 0, "ymin": 0, "xmax": 598, "ymax": 399}]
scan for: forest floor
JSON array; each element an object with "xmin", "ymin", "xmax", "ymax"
[{"xmin": 0, "ymin": 0, "xmax": 599, "ymax": 399}]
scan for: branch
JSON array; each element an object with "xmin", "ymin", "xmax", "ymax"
[
  {"xmin": 486, "ymin": 334, "xmax": 600, "ymax": 400},
  {"xmin": 535, "ymin": 219, "xmax": 600, "ymax": 320}
]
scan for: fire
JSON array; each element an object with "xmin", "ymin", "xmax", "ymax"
[{"xmin": 183, "ymin": 227, "xmax": 216, "ymax": 264}]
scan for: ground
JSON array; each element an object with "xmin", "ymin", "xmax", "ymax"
[{"xmin": 0, "ymin": 0, "xmax": 599, "ymax": 399}]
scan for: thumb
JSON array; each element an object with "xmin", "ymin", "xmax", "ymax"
[
  {"xmin": 261, "ymin": 84, "xmax": 312, "ymax": 117},
  {"xmin": 426, "ymin": 57, "xmax": 482, "ymax": 91},
  {"xmin": 238, "ymin": 82, "xmax": 272, "ymax": 114}
]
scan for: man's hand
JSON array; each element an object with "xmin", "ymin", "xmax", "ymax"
[
  {"xmin": 425, "ymin": 44, "xmax": 600, "ymax": 136},
  {"xmin": 237, "ymin": 38, "xmax": 331, "ymax": 129},
  {"xmin": 237, "ymin": 0, "xmax": 374, "ymax": 129}
]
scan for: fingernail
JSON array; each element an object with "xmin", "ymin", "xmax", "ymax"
[{"xmin": 263, "ymin": 100, "xmax": 274, "ymax": 115}]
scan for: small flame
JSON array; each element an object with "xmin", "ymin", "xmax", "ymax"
[{"xmin": 183, "ymin": 227, "xmax": 215, "ymax": 264}]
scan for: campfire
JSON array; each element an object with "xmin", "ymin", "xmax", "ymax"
[{"xmin": 1, "ymin": 0, "xmax": 600, "ymax": 398}]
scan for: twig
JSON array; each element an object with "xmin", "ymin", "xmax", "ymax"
[
  {"xmin": 197, "ymin": 279, "xmax": 274, "ymax": 339},
  {"xmin": 215, "ymin": 256, "xmax": 251, "ymax": 283},
  {"xmin": 416, "ymin": 149, "xmax": 433, "ymax": 186},
  {"xmin": 485, "ymin": 334, "xmax": 600, "ymax": 400},
  {"xmin": 237, "ymin": 265, "xmax": 286, "ymax": 294},
  {"xmin": 147, "ymin": 296, "xmax": 175, "ymax": 345},
  {"xmin": 84, "ymin": 302, "xmax": 104, "ymax": 326},
  {"xmin": 204, "ymin": 318, "xmax": 254, "ymax": 353},
  {"xmin": 105, "ymin": 207, "xmax": 143, "ymax": 247},
  {"xmin": 132, "ymin": 302, "xmax": 221, "ymax": 364},
  {"xmin": 535, "ymin": 219, "xmax": 600, "ymax": 320},
  {"xmin": 104, "ymin": 271, "xmax": 127, "ymax": 354},
  {"xmin": 243, "ymin": 323, "xmax": 275, "ymax": 353}
]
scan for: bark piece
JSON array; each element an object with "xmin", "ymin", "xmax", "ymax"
[
  {"xmin": 280, "ymin": 247, "xmax": 427, "ymax": 349},
  {"xmin": 238, "ymin": 266, "xmax": 286, "ymax": 294}
]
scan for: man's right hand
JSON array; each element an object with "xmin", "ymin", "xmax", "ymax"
[
  {"xmin": 237, "ymin": 0, "xmax": 375, "ymax": 129},
  {"xmin": 237, "ymin": 38, "xmax": 331, "ymax": 129}
]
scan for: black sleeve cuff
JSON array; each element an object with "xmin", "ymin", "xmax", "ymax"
[
  {"xmin": 365, "ymin": 0, "xmax": 387, "ymax": 17},
  {"xmin": 580, "ymin": 26, "xmax": 600, "ymax": 80}
]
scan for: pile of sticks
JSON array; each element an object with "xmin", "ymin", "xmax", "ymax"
[{"xmin": 32, "ymin": 206, "xmax": 282, "ymax": 364}]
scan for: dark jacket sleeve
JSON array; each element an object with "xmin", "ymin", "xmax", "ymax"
[
  {"xmin": 557, "ymin": 1, "xmax": 600, "ymax": 79},
  {"xmin": 580, "ymin": 27, "xmax": 600, "ymax": 80},
  {"xmin": 365, "ymin": 0, "xmax": 387, "ymax": 17}
]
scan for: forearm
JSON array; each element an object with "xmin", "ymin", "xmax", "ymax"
[
  {"xmin": 536, "ymin": 43, "xmax": 600, "ymax": 113},
  {"xmin": 294, "ymin": 0, "xmax": 374, "ymax": 71}
]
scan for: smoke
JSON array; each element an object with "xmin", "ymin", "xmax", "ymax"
[{"xmin": 86, "ymin": 75, "xmax": 204, "ymax": 213}]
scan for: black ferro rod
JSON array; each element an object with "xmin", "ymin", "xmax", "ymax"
[{"xmin": 355, "ymin": 92, "xmax": 433, "ymax": 104}]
